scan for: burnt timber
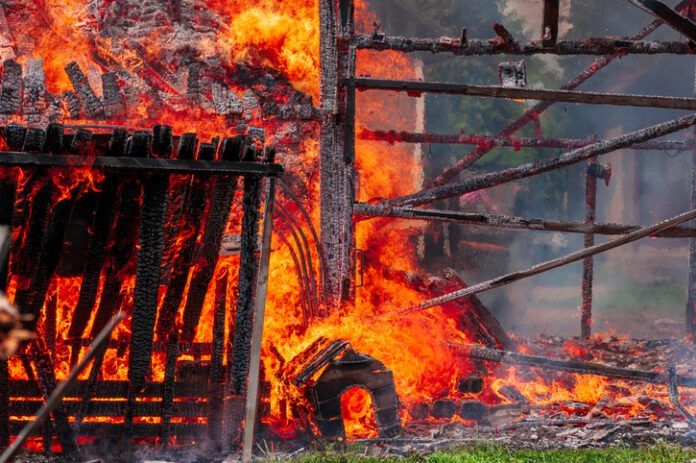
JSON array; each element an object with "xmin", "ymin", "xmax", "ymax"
[
  {"xmin": 389, "ymin": 112, "xmax": 696, "ymax": 207},
  {"xmin": 454, "ymin": 343, "xmax": 696, "ymax": 388},
  {"xmin": 353, "ymin": 35, "xmax": 696, "ymax": 56},
  {"xmin": 353, "ymin": 203, "xmax": 696, "ymax": 238},
  {"xmin": 396, "ymin": 208, "xmax": 696, "ymax": 316},
  {"xmin": 349, "ymin": 78, "xmax": 696, "ymax": 111}
]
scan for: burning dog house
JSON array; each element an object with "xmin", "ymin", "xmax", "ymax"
[{"xmin": 0, "ymin": 0, "xmax": 691, "ymax": 461}]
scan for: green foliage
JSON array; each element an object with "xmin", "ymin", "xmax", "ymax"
[{"xmin": 282, "ymin": 443, "xmax": 696, "ymax": 463}]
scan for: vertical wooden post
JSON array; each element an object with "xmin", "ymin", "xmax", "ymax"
[
  {"xmin": 320, "ymin": 0, "xmax": 356, "ymax": 309},
  {"xmin": 581, "ymin": 159, "xmax": 597, "ymax": 339},
  {"xmin": 542, "ymin": 0, "xmax": 560, "ymax": 47},
  {"xmin": 208, "ymin": 270, "xmax": 228, "ymax": 447},
  {"xmin": 688, "ymin": 57, "xmax": 696, "ymax": 343},
  {"xmin": 241, "ymin": 178, "xmax": 277, "ymax": 463}
]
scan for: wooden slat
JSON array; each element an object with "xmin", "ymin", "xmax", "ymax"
[{"xmin": 8, "ymin": 380, "xmax": 211, "ymax": 399}]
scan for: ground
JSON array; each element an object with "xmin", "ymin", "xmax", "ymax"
[{"xmin": 280, "ymin": 444, "xmax": 696, "ymax": 463}]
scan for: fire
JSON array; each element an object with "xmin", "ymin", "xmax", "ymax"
[{"xmin": 0, "ymin": 0, "xmax": 691, "ymax": 450}]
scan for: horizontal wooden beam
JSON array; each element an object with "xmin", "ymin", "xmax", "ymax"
[
  {"xmin": 354, "ymin": 34, "xmax": 696, "ymax": 56},
  {"xmin": 358, "ymin": 129, "xmax": 696, "ymax": 151},
  {"xmin": 0, "ymin": 152, "xmax": 284, "ymax": 176},
  {"xmin": 349, "ymin": 78, "xmax": 696, "ymax": 111},
  {"xmin": 353, "ymin": 203, "xmax": 696, "ymax": 238}
]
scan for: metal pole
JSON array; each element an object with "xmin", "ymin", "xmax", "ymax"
[{"xmin": 241, "ymin": 178, "xmax": 277, "ymax": 463}]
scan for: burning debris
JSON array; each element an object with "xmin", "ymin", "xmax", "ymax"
[{"xmin": 0, "ymin": 0, "xmax": 691, "ymax": 461}]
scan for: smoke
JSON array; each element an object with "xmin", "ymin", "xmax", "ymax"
[
  {"xmin": 502, "ymin": 0, "xmax": 574, "ymax": 40},
  {"xmin": 501, "ymin": 0, "xmax": 574, "ymax": 76}
]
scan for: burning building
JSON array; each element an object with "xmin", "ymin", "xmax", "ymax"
[{"xmin": 0, "ymin": 0, "xmax": 691, "ymax": 461}]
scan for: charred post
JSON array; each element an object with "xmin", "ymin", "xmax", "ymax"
[
  {"xmin": 320, "ymin": 0, "xmax": 356, "ymax": 308},
  {"xmin": 179, "ymin": 137, "xmax": 242, "ymax": 343},
  {"xmin": 230, "ymin": 146, "xmax": 264, "ymax": 395},
  {"xmin": 581, "ymin": 160, "xmax": 598, "ymax": 339},
  {"xmin": 65, "ymin": 61, "xmax": 104, "ymax": 119},
  {"xmin": 542, "ymin": 0, "xmax": 560, "ymax": 47},
  {"xmin": 0, "ymin": 60, "xmax": 22, "ymax": 115},
  {"xmin": 127, "ymin": 128, "xmax": 171, "ymax": 426}
]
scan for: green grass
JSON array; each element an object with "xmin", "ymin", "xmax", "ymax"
[{"xmin": 281, "ymin": 444, "xmax": 696, "ymax": 463}]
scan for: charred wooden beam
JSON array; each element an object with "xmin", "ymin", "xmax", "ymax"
[
  {"xmin": 375, "ymin": 200, "xmax": 695, "ymax": 232},
  {"xmin": 128, "ymin": 129, "xmax": 171, "ymax": 418},
  {"xmin": 28, "ymin": 340, "xmax": 77, "ymax": 456},
  {"xmin": 15, "ymin": 399, "xmax": 208, "ymax": 418},
  {"xmin": 159, "ymin": 137, "xmax": 209, "ymax": 445},
  {"xmin": 156, "ymin": 137, "xmax": 209, "ymax": 340},
  {"xmin": 667, "ymin": 364, "xmax": 696, "ymax": 424},
  {"xmin": 542, "ymin": 0, "xmax": 560, "ymax": 47},
  {"xmin": 179, "ymin": 137, "xmax": 244, "ymax": 343},
  {"xmin": 492, "ymin": 23, "xmax": 518, "ymax": 51},
  {"xmin": 6, "ymin": 378, "xmax": 214, "ymax": 398},
  {"xmin": 358, "ymin": 129, "xmax": 696, "ymax": 151},
  {"xmin": 102, "ymin": 72, "xmax": 126, "ymax": 119},
  {"xmin": 208, "ymin": 270, "xmax": 228, "ymax": 447},
  {"xmin": 241, "ymin": 177, "xmax": 277, "ymax": 463},
  {"xmin": 22, "ymin": 58, "xmax": 45, "ymax": 121},
  {"xmin": 0, "ymin": 151, "xmax": 284, "ymax": 176},
  {"xmin": 11, "ymin": 128, "xmax": 53, "ymax": 329},
  {"xmin": 453, "ymin": 343, "xmax": 696, "ymax": 388},
  {"xmin": 389, "ymin": 112, "xmax": 696, "ymax": 207},
  {"xmin": 86, "ymin": 168, "xmax": 141, "ymax": 340},
  {"xmin": 626, "ymin": 0, "xmax": 696, "ymax": 42},
  {"xmin": 395, "ymin": 208, "xmax": 696, "ymax": 316},
  {"xmin": 26, "ymin": 129, "xmax": 92, "ymax": 322},
  {"xmin": 0, "ymin": 60, "xmax": 22, "ymax": 115},
  {"xmin": 293, "ymin": 340, "xmax": 351, "ymax": 387},
  {"xmin": 62, "ymin": 91, "xmax": 81, "ymax": 119},
  {"xmin": 68, "ymin": 129, "xmax": 127, "ymax": 366},
  {"xmin": 687, "ymin": 50, "xmax": 696, "ymax": 343},
  {"xmin": 431, "ymin": 5, "xmax": 688, "ymax": 184},
  {"xmin": 0, "ymin": 131, "xmax": 17, "ymax": 285},
  {"xmin": 379, "ymin": 266, "xmax": 509, "ymax": 350},
  {"xmin": 320, "ymin": 0, "xmax": 356, "ymax": 309},
  {"xmin": 353, "ymin": 35, "xmax": 696, "ymax": 55},
  {"xmin": 349, "ymin": 77, "xmax": 696, "ymax": 111},
  {"xmin": 230, "ymin": 146, "xmax": 265, "ymax": 395},
  {"xmin": 65, "ymin": 61, "xmax": 104, "ymax": 119},
  {"xmin": 581, "ymin": 161, "xmax": 598, "ymax": 339},
  {"xmin": 354, "ymin": 202, "xmax": 696, "ymax": 238},
  {"xmin": 159, "ymin": 334, "xmax": 178, "ymax": 444}
]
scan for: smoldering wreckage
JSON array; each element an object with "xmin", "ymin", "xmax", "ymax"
[{"xmin": 0, "ymin": 0, "xmax": 688, "ymax": 462}]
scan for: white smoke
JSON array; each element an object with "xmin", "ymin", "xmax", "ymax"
[{"xmin": 502, "ymin": 0, "xmax": 574, "ymax": 76}]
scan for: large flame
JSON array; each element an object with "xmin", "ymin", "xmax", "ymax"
[{"xmin": 0, "ymin": 0, "xmax": 689, "ymax": 446}]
